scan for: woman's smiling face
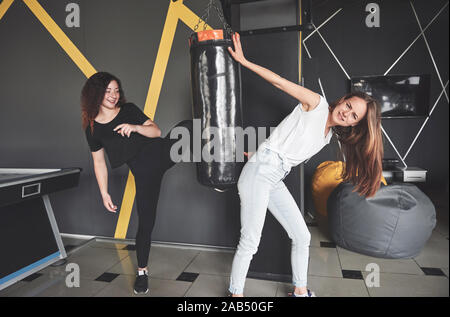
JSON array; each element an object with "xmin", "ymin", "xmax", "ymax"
[
  {"xmin": 331, "ymin": 96, "xmax": 367, "ymax": 127},
  {"xmin": 101, "ymin": 80, "xmax": 120, "ymax": 109}
]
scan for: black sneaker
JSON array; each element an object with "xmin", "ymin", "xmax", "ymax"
[{"xmin": 133, "ymin": 270, "xmax": 149, "ymax": 295}]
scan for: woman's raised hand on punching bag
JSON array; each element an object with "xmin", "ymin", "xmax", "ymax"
[{"xmin": 228, "ymin": 33, "xmax": 247, "ymax": 66}]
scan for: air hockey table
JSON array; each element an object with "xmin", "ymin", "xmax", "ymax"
[{"xmin": 0, "ymin": 168, "xmax": 81, "ymax": 291}]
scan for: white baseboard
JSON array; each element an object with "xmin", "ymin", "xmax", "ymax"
[{"xmin": 60, "ymin": 233, "xmax": 235, "ymax": 253}]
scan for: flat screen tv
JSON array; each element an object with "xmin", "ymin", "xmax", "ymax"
[{"xmin": 350, "ymin": 74, "xmax": 431, "ymax": 118}]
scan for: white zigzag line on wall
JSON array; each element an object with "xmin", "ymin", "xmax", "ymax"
[
  {"xmin": 409, "ymin": 1, "xmax": 449, "ymax": 103},
  {"xmin": 302, "ymin": 2, "xmax": 449, "ymax": 168}
]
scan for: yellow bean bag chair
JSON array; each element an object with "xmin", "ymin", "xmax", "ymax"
[{"xmin": 312, "ymin": 161, "xmax": 387, "ymax": 218}]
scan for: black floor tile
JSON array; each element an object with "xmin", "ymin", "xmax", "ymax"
[
  {"xmin": 342, "ymin": 270, "xmax": 364, "ymax": 280},
  {"xmin": 23, "ymin": 273, "xmax": 43, "ymax": 282},
  {"xmin": 320, "ymin": 241, "xmax": 336, "ymax": 248},
  {"xmin": 95, "ymin": 272, "xmax": 120, "ymax": 283},
  {"xmin": 176, "ymin": 272, "xmax": 199, "ymax": 282},
  {"xmin": 421, "ymin": 267, "xmax": 446, "ymax": 276}
]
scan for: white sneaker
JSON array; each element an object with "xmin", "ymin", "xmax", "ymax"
[{"xmin": 290, "ymin": 289, "xmax": 316, "ymax": 297}]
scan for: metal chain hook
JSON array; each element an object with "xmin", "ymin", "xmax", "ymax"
[
  {"xmin": 211, "ymin": 0, "xmax": 233, "ymax": 35},
  {"xmin": 194, "ymin": 0, "xmax": 214, "ymax": 32},
  {"xmin": 193, "ymin": 0, "xmax": 233, "ymax": 35}
]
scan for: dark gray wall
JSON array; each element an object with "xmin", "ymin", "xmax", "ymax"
[
  {"xmin": 0, "ymin": 0, "xmax": 447, "ymax": 261},
  {"xmin": 301, "ymin": 0, "xmax": 449, "ymax": 216},
  {"xmin": 238, "ymin": 0, "xmax": 301, "ymax": 276},
  {"xmin": 0, "ymin": 0, "xmax": 240, "ymax": 244},
  {"xmin": 0, "ymin": 0, "xmax": 300, "ymax": 253}
]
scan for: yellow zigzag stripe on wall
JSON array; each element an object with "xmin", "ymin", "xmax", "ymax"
[
  {"xmin": 0, "ymin": 0, "xmax": 209, "ymax": 240},
  {"xmin": 0, "ymin": 0, "xmax": 14, "ymax": 21},
  {"xmin": 23, "ymin": 0, "xmax": 96, "ymax": 77},
  {"xmin": 114, "ymin": 0, "xmax": 212, "ymax": 239}
]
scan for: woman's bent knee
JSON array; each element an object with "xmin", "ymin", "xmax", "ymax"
[
  {"xmin": 291, "ymin": 230, "xmax": 311, "ymax": 247},
  {"xmin": 236, "ymin": 234, "xmax": 260, "ymax": 256}
]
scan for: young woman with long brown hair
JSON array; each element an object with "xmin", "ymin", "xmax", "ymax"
[
  {"xmin": 227, "ymin": 33, "xmax": 383, "ymax": 297},
  {"xmin": 81, "ymin": 72, "xmax": 192, "ymax": 295}
]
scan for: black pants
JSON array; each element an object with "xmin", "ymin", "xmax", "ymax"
[{"xmin": 126, "ymin": 120, "xmax": 193, "ymax": 268}]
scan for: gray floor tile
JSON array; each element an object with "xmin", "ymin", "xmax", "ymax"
[
  {"xmin": 414, "ymin": 231, "xmax": 449, "ymax": 268},
  {"xmin": 145, "ymin": 278, "xmax": 192, "ymax": 297},
  {"xmin": 275, "ymin": 282, "xmax": 294, "ymax": 297},
  {"xmin": 337, "ymin": 246, "xmax": 424, "ymax": 275},
  {"xmin": 309, "ymin": 227, "xmax": 332, "ymax": 247},
  {"xmin": 94, "ymin": 274, "xmax": 191, "ymax": 297},
  {"xmin": 242, "ymin": 278, "xmax": 279, "ymax": 297},
  {"xmin": 94, "ymin": 275, "xmax": 137, "ymax": 297},
  {"xmin": 308, "ymin": 247, "xmax": 342, "ymax": 278},
  {"xmin": 0, "ymin": 281, "xmax": 28, "ymax": 297},
  {"xmin": 3, "ymin": 273, "xmax": 107, "ymax": 297},
  {"xmin": 89, "ymin": 241, "xmax": 130, "ymax": 250},
  {"xmin": 108, "ymin": 246, "xmax": 200, "ymax": 280},
  {"xmin": 216, "ymin": 276, "xmax": 279, "ymax": 297},
  {"xmin": 6, "ymin": 221, "xmax": 448, "ymax": 298},
  {"xmin": 185, "ymin": 250, "xmax": 234, "ymax": 276},
  {"xmin": 105, "ymin": 253, "xmax": 136, "ymax": 276},
  {"xmin": 38, "ymin": 246, "xmax": 132, "ymax": 280},
  {"xmin": 276, "ymin": 275, "xmax": 369, "ymax": 297},
  {"xmin": 184, "ymin": 274, "xmax": 230, "ymax": 297},
  {"xmin": 39, "ymin": 280, "xmax": 107, "ymax": 297},
  {"xmin": 362, "ymin": 272, "xmax": 449, "ymax": 297}
]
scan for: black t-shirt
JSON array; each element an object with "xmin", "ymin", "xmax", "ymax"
[{"xmin": 85, "ymin": 103, "xmax": 155, "ymax": 168}]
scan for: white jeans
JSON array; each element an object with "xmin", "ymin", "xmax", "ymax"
[{"xmin": 229, "ymin": 146, "xmax": 311, "ymax": 295}]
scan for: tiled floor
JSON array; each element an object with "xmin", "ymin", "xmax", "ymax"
[{"xmin": 1, "ymin": 195, "xmax": 448, "ymax": 297}]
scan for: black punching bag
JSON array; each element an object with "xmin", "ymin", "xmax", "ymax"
[{"xmin": 189, "ymin": 30, "xmax": 244, "ymax": 191}]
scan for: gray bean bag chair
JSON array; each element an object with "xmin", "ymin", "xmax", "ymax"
[{"xmin": 327, "ymin": 182, "xmax": 436, "ymax": 258}]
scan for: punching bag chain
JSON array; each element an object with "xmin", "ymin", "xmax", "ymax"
[
  {"xmin": 194, "ymin": 0, "xmax": 213, "ymax": 32},
  {"xmin": 193, "ymin": 0, "xmax": 233, "ymax": 35}
]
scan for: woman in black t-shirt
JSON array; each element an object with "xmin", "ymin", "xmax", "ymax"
[{"xmin": 81, "ymin": 72, "xmax": 192, "ymax": 295}]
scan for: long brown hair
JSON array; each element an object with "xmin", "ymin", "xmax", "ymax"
[
  {"xmin": 330, "ymin": 91, "xmax": 384, "ymax": 197},
  {"xmin": 81, "ymin": 72, "xmax": 126, "ymax": 133}
]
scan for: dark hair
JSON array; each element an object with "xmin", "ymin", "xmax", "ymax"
[
  {"xmin": 329, "ymin": 91, "xmax": 384, "ymax": 197},
  {"xmin": 81, "ymin": 72, "xmax": 126, "ymax": 133}
]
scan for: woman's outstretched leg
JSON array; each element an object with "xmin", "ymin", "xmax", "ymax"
[
  {"xmin": 267, "ymin": 181, "xmax": 311, "ymax": 296},
  {"xmin": 228, "ymin": 155, "xmax": 272, "ymax": 296},
  {"xmin": 132, "ymin": 169, "xmax": 164, "ymax": 294},
  {"xmin": 162, "ymin": 119, "xmax": 194, "ymax": 171}
]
